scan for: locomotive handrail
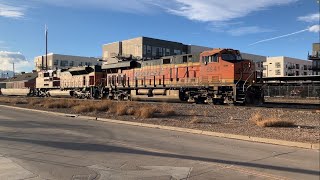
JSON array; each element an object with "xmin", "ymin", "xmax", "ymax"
[
  {"xmin": 243, "ymin": 71, "xmax": 255, "ymax": 92},
  {"xmin": 235, "ymin": 69, "xmax": 244, "ymax": 87}
]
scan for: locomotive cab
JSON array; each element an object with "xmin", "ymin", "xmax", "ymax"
[{"xmin": 199, "ymin": 49, "xmax": 263, "ymax": 104}]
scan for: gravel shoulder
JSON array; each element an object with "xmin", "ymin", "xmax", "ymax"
[{"xmin": 0, "ymin": 97, "xmax": 319, "ymax": 144}]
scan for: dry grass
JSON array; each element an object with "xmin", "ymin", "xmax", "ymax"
[
  {"xmin": 249, "ymin": 113, "xmax": 263, "ymax": 123},
  {"xmin": 250, "ymin": 112, "xmax": 295, "ymax": 127},
  {"xmin": 160, "ymin": 106, "xmax": 176, "ymax": 116},
  {"xmin": 10, "ymin": 98, "xmax": 28, "ymax": 105},
  {"xmin": 43, "ymin": 99, "xmax": 80, "ymax": 109},
  {"xmin": 126, "ymin": 107, "xmax": 136, "ymax": 115},
  {"xmin": 135, "ymin": 106, "xmax": 157, "ymax": 118},
  {"xmin": 93, "ymin": 101, "xmax": 112, "ymax": 112},
  {"xmin": 115, "ymin": 104, "xmax": 128, "ymax": 116},
  {"xmin": 257, "ymin": 118, "xmax": 295, "ymax": 127},
  {"xmin": 190, "ymin": 116, "xmax": 202, "ymax": 124},
  {"xmin": 72, "ymin": 100, "xmax": 113, "ymax": 113},
  {"xmin": 28, "ymin": 98, "xmax": 43, "ymax": 106},
  {"xmin": 0, "ymin": 97, "xmax": 28, "ymax": 104},
  {"xmin": 73, "ymin": 105, "xmax": 95, "ymax": 113}
]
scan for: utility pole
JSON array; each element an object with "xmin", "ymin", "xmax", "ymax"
[
  {"xmin": 45, "ymin": 24, "xmax": 48, "ymax": 71},
  {"xmin": 13, "ymin": 62, "xmax": 15, "ymax": 78}
]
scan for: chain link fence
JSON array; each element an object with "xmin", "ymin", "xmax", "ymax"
[{"xmin": 264, "ymin": 85, "xmax": 320, "ymax": 98}]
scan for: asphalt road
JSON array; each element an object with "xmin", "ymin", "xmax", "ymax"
[{"xmin": 0, "ymin": 106, "xmax": 319, "ymax": 180}]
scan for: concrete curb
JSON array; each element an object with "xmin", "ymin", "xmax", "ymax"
[{"xmin": 0, "ymin": 105, "xmax": 319, "ymax": 150}]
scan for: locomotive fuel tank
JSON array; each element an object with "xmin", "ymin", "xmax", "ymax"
[
  {"xmin": 0, "ymin": 89, "xmax": 31, "ymax": 96},
  {"xmin": 47, "ymin": 90, "xmax": 74, "ymax": 97},
  {"xmin": 131, "ymin": 89, "xmax": 180, "ymax": 102}
]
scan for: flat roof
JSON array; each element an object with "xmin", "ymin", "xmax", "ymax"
[{"xmin": 103, "ymin": 36, "xmax": 186, "ymax": 46}]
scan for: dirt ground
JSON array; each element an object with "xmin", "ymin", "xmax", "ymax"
[{"xmin": 0, "ymin": 96, "xmax": 319, "ymax": 144}]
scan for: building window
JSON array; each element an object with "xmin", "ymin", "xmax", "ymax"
[
  {"xmin": 60, "ymin": 60, "xmax": 68, "ymax": 67},
  {"xmin": 158, "ymin": 48, "xmax": 162, "ymax": 56},
  {"xmin": 69, "ymin": 61, "xmax": 74, "ymax": 66},
  {"xmin": 166, "ymin": 48, "xmax": 170, "ymax": 56},
  {"xmin": 275, "ymin": 62, "xmax": 281, "ymax": 68},
  {"xmin": 147, "ymin": 46, "xmax": 151, "ymax": 54},
  {"xmin": 54, "ymin": 60, "xmax": 59, "ymax": 66},
  {"xmin": 296, "ymin": 64, "xmax": 300, "ymax": 69},
  {"xmin": 275, "ymin": 70, "xmax": 281, "ymax": 75},
  {"xmin": 143, "ymin": 45, "xmax": 146, "ymax": 55},
  {"xmin": 152, "ymin": 47, "xmax": 157, "ymax": 56},
  {"xmin": 174, "ymin": 49, "xmax": 181, "ymax": 55}
]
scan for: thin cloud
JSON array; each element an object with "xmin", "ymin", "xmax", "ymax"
[
  {"xmin": 298, "ymin": 13, "xmax": 320, "ymax": 23},
  {"xmin": 0, "ymin": 41, "xmax": 9, "ymax": 50},
  {"xmin": 0, "ymin": 51, "xmax": 34, "ymax": 72},
  {"xmin": 308, "ymin": 24, "xmax": 320, "ymax": 32},
  {"xmin": 0, "ymin": 3, "xmax": 25, "ymax": 18},
  {"xmin": 227, "ymin": 26, "xmax": 273, "ymax": 36},
  {"xmin": 249, "ymin": 25, "xmax": 319, "ymax": 46},
  {"xmin": 30, "ymin": 0, "xmax": 297, "ymax": 22},
  {"xmin": 164, "ymin": 0, "xmax": 297, "ymax": 22},
  {"xmin": 31, "ymin": 0, "xmax": 158, "ymax": 13}
]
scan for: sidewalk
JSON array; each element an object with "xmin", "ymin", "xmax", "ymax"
[{"xmin": 0, "ymin": 155, "xmax": 39, "ymax": 180}]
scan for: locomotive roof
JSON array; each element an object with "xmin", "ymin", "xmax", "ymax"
[
  {"xmin": 201, "ymin": 48, "xmax": 240, "ymax": 56},
  {"xmin": 3, "ymin": 72, "xmax": 38, "ymax": 82}
]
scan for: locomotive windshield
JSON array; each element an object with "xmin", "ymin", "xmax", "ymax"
[{"xmin": 221, "ymin": 53, "xmax": 242, "ymax": 61}]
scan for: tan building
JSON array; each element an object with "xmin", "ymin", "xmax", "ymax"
[
  {"xmin": 34, "ymin": 53, "xmax": 101, "ymax": 72},
  {"xmin": 102, "ymin": 37, "xmax": 211, "ymax": 64},
  {"xmin": 308, "ymin": 43, "xmax": 320, "ymax": 75},
  {"xmin": 263, "ymin": 56, "xmax": 312, "ymax": 77}
]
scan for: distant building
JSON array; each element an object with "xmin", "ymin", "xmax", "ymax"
[
  {"xmin": 1, "ymin": 72, "xmax": 38, "ymax": 89},
  {"xmin": 241, "ymin": 53, "xmax": 267, "ymax": 75},
  {"xmin": 34, "ymin": 53, "xmax": 101, "ymax": 72},
  {"xmin": 263, "ymin": 56, "xmax": 312, "ymax": 77},
  {"xmin": 308, "ymin": 43, "xmax": 320, "ymax": 75},
  {"xmin": 102, "ymin": 37, "xmax": 211, "ymax": 63}
]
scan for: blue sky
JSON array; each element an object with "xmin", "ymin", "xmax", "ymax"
[{"xmin": 0, "ymin": 0, "xmax": 319, "ymax": 72}]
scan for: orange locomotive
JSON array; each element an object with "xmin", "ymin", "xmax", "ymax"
[{"xmin": 103, "ymin": 48, "xmax": 264, "ymax": 104}]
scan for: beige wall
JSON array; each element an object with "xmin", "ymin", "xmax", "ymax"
[
  {"xmin": 103, "ymin": 42, "xmax": 121, "ymax": 59},
  {"xmin": 263, "ymin": 56, "xmax": 312, "ymax": 77},
  {"xmin": 122, "ymin": 37, "xmax": 143, "ymax": 58},
  {"xmin": 34, "ymin": 54, "xmax": 101, "ymax": 72}
]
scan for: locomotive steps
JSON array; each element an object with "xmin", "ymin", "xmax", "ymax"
[{"xmin": 0, "ymin": 98, "xmax": 319, "ymax": 150}]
